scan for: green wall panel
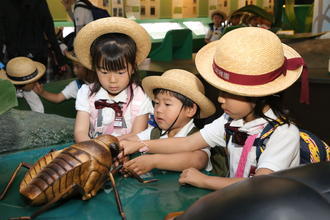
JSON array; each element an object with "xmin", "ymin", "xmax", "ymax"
[
  {"xmin": 160, "ymin": 0, "xmax": 172, "ymax": 18},
  {"xmin": 46, "ymin": 0, "xmax": 68, "ymax": 21},
  {"xmin": 198, "ymin": 0, "xmax": 208, "ymax": 17}
]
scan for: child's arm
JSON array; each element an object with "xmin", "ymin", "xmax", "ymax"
[
  {"xmin": 121, "ymin": 131, "xmax": 208, "ymax": 155},
  {"xmin": 130, "ymin": 113, "xmax": 149, "ymax": 134},
  {"xmin": 179, "ymin": 168, "xmax": 246, "ymax": 190},
  {"xmin": 74, "ymin": 110, "xmax": 91, "ymax": 143},
  {"xmin": 124, "ymin": 150, "xmax": 208, "ymax": 175},
  {"xmin": 33, "ymin": 82, "xmax": 66, "ymax": 103}
]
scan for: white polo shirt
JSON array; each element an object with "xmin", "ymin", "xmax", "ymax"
[
  {"xmin": 137, "ymin": 119, "xmax": 212, "ymax": 171},
  {"xmin": 200, "ymin": 109, "xmax": 300, "ymax": 177},
  {"xmin": 17, "ymin": 90, "xmax": 44, "ymax": 113}
]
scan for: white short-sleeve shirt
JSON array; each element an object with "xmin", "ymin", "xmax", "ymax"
[
  {"xmin": 137, "ymin": 120, "xmax": 212, "ymax": 171},
  {"xmin": 76, "ymin": 84, "xmax": 153, "ymax": 137},
  {"xmin": 17, "ymin": 90, "xmax": 44, "ymax": 113},
  {"xmin": 61, "ymin": 80, "xmax": 80, "ymax": 100},
  {"xmin": 200, "ymin": 109, "xmax": 300, "ymax": 177}
]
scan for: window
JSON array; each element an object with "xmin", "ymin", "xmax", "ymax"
[
  {"xmin": 150, "ymin": 7, "xmax": 155, "ymax": 15},
  {"xmin": 224, "ymin": 1, "xmax": 227, "ymax": 7},
  {"xmin": 141, "ymin": 6, "xmax": 145, "ymax": 15}
]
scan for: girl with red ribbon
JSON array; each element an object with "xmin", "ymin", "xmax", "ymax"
[
  {"xmin": 73, "ymin": 17, "xmax": 153, "ymax": 143},
  {"xmin": 121, "ymin": 27, "xmax": 307, "ymax": 190}
]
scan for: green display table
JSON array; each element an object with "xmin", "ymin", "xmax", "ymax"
[{"xmin": 0, "ymin": 144, "xmax": 211, "ymax": 220}]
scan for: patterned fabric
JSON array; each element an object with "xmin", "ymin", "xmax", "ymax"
[{"xmin": 255, "ymin": 120, "xmax": 330, "ymax": 164}]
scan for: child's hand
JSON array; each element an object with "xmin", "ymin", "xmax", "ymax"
[
  {"xmin": 124, "ymin": 155, "xmax": 155, "ymax": 175},
  {"xmin": 178, "ymin": 168, "xmax": 207, "ymax": 188},
  {"xmin": 33, "ymin": 82, "xmax": 44, "ymax": 95},
  {"xmin": 120, "ymin": 140, "xmax": 143, "ymax": 155}
]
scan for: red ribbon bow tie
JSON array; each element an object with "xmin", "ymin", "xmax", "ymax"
[
  {"xmin": 225, "ymin": 123, "xmax": 248, "ymax": 145},
  {"xmin": 94, "ymin": 99, "xmax": 123, "ymax": 116}
]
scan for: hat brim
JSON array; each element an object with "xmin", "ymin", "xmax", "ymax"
[
  {"xmin": 74, "ymin": 17, "xmax": 151, "ymax": 70},
  {"xmin": 142, "ymin": 76, "xmax": 216, "ymax": 118},
  {"xmin": 0, "ymin": 62, "xmax": 45, "ymax": 85},
  {"xmin": 195, "ymin": 41, "xmax": 303, "ymax": 97}
]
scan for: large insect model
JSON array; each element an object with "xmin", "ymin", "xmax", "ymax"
[{"xmin": 0, "ymin": 134, "xmax": 156, "ymax": 220}]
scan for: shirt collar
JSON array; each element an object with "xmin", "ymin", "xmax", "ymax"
[
  {"xmin": 95, "ymin": 86, "xmax": 128, "ymax": 103},
  {"xmin": 228, "ymin": 109, "xmax": 277, "ymax": 134},
  {"xmin": 160, "ymin": 119, "xmax": 195, "ymax": 138}
]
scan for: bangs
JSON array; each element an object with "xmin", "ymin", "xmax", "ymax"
[
  {"xmin": 97, "ymin": 52, "xmax": 128, "ymax": 71},
  {"xmin": 91, "ymin": 33, "xmax": 137, "ymax": 72}
]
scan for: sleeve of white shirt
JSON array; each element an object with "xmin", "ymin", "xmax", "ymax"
[
  {"xmin": 137, "ymin": 94, "xmax": 154, "ymax": 116},
  {"xmin": 23, "ymin": 90, "xmax": 44, "ymax": 113},
  {"xmin": 136, "ymin": 127, "xmax": 153, "ymax": 140},
  {"xmin": 61, "ymin": 80, "xmax": 79, "ymax": 100},
  {"xmin": 257, "ymin": 123, "xmax": 300, "ymax": 172},
  {"xmin": 75, "ymin": 84, "xmax": 91, "ymax": 113},
  {"xmin": 200, "ymin": 114, "xmax": 228, "ymax": 148},
  {"xmin": 205, "ymin": 29, "xmax": 212, "ymax": 40}
]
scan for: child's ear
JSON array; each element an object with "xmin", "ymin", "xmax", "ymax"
[{"xmin": 186, "ymin": 103, "xmax": 198, "ymax": 118}]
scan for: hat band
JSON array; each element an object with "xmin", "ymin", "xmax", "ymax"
[
  {"xmin": 7, "ymin": 68, "xmax": 38, "ymax": 82},
  {"xmin": 212, "ymin": 57, "xmax": 309, "ymax": 104},
  {"xmin": 212, "ymin": 58, "xmax": 289, "ymax": 86}
]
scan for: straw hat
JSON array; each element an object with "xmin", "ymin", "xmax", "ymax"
[
  {"xmin": 211, "ymin": 10, "xmax": 227, "ymax": 20},
  {"xmin": 195, "ymin": 27, "xmax": 303, "ymax": 97},
  {"xmin": 142, "ymin": 69, "xmax": 216, "ymax": 118},
  {"xmin": 0, "ymin": 57, "xmax": 45, "ymax": 85},
  {"xmin": 74, "ymin": 17, "xmax": 151, "ymax": 70}
]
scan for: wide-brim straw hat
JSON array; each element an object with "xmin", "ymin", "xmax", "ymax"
[
  {"xmin": 0, "ymin": 57, "xmax": 45, "ymax": 85},
  {"xmin": 142, "ymin": 69, "xmax": 216, "ymax": 118},
  {"xmin": 74, "ymin": 17, "xmax": 151, "ymax": 70},
  {"xmin": 195, "ymin": 27, "xmax": 303, "ymax": 97}
]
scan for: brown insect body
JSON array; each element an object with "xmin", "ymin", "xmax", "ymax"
[{"xmin": 19, "ymin": 135, "xmax": 117, "ymax": 206}]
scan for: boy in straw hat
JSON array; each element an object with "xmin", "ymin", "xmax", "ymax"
[
  {"xmin": 121, "ymin": 69, "xmax": 216, "ymax": 175},
  {"xmin": 121, "ymin": 27, "xmax": 308, "ymax": 190},
  {"xmin": 0, "ymin": 57, "xmax": 46, "ymax": 113}
]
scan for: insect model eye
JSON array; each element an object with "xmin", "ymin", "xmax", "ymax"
[{"xmin": 109, "ymin": 143, "xmax": 120, "ymax": 157}]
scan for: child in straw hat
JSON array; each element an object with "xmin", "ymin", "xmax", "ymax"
[
  {"xmin": 121, "ymin": 27, "xmax": 308, "ymax": 190},
  {"xmin": 73, "ymin": 17, "xmax": 153, "ymax": 143},
  {"xmin": 121, "ymin": 69, "xmax": 216, "ymax": 175},
  {"xmin": 205, "ymin": 10, "xmax": 227, "ymax": 44},
  {"xmin": 0, "ymin": 57, "xmax": 46, "ymax": 113}
]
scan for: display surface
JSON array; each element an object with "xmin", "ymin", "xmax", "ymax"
[{"xmin": 0, "ymin": 144, "xmax": 210, "ymax": 220}]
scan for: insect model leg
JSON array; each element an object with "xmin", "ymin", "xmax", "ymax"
[
  {"xmin": 0, "ymin": 162, "xmax": 32, "ymax": 200},
  {"xmin": 8, "ymin": 184, "xmax": 85, "ymax": 220},
  {"xmin": 108, "ymin": 171, "xmax": 126, "ymax": 220}
]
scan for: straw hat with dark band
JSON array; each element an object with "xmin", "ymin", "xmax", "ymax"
[
  {"xmin": 142, "ymin": 69, "xmax": 216, "ymax": 118},
  {"xmin": 74, "ymin": 17, "xmax": 151, "ymax": 70},
  {"xmin": 195, "ymin": 27, "xmax": 308, "ymax": 103},
  {"xmin": 0, "ymin": 57, "xmax": 45, "ymax": 85}
]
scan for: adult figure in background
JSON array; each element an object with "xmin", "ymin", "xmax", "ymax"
[
  {"xmin": 0, "ymin": 0, "xmax": 67, "ymax": 76},
  {"xmin": 62, "ymin": 0, "xmax": 93, "ymax": 34}
]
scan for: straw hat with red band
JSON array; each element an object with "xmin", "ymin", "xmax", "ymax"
[
  {"xmin": 74, "ymin": 17, "xmax": 151, "ymax": 70},
  {"xmin": 142, "ymin": 69, "xmax": 216, "ymax": 118},
  {"xmin": 195, "ymin": 27, "xmax": 309, "ymax": 104},
  {"xmin": 0, "ymin": 57, "xmax": 45, "ymax": 85}
]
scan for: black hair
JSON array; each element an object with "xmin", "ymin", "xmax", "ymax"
[
  {"xmin": 77, "ymin": 0, "xmax": 94, "ymax": 7},
  {"xmin": 89, "ymin": 33, "xmax": 140, "ymax": 104},
  {"xmin": 153, "ymin": 88, "xmax": 200, "ymax": 119},
  {"xmin": 248, "ymin": 93, "xmax": 293, "ymax": 125}
]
